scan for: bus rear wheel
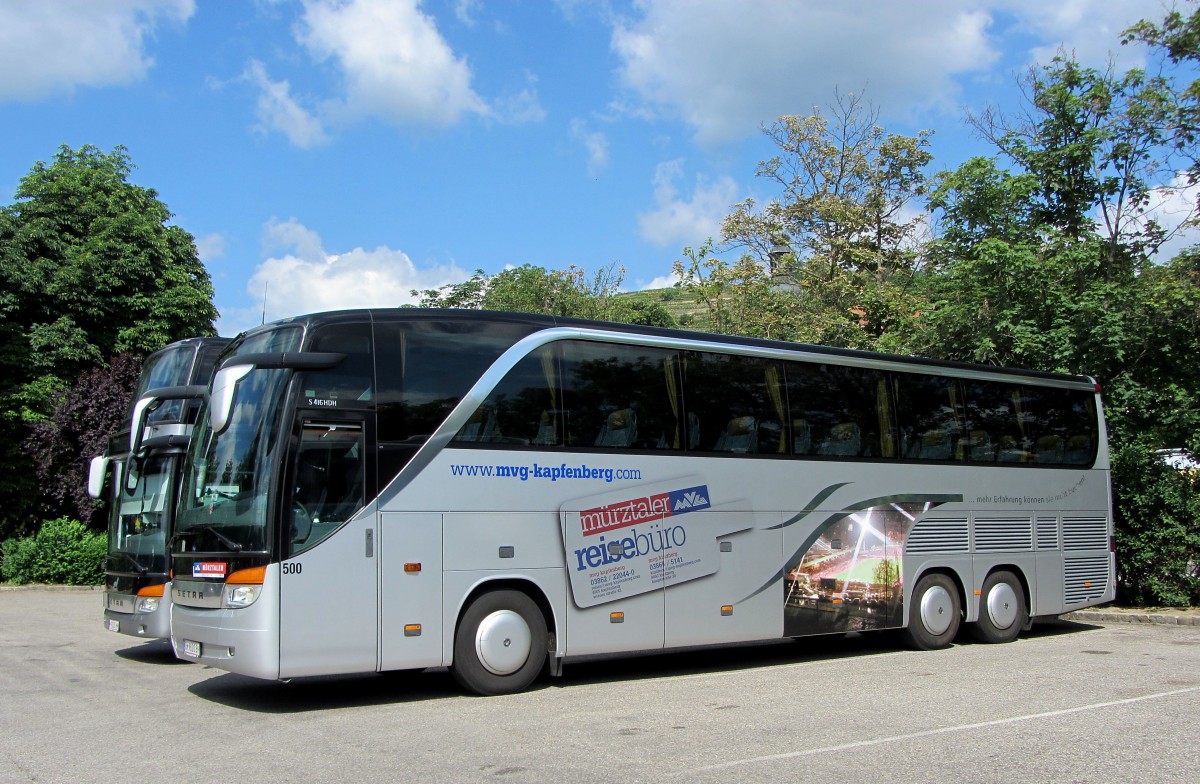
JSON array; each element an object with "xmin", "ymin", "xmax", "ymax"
[
  {"xmin": 452, "ymin": 590, "xmax": 547, "ymax": 696},
  {"xmin": 902, "ymin": 572, "xmax": 961, "ymax": 650},
  {"xmin": 971, "ymin": 570, "xmax": 1027, "ymax": 644}
]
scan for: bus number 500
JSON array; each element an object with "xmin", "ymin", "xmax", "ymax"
[{"xmin": 282, "ymin": 562, "xmax": 302, "ymax": 575}]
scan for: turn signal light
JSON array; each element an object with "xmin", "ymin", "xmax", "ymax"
[
  {"xmin": 227, "ymin": 566, "xmax": 266, "ymax": 585},
  {"xmin": 404, "ymin": 563, "xmax": 422, "ymax": 573},
  {"xmin": 136, "ymin": 584, "xmax": 165, "ymax": 597}
]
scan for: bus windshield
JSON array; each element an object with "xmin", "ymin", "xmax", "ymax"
[
  {"xmin": 107, "ymin": 454, "xmax": 174, "ymax": 572},
  {"xmin": 175, "ymin": 327, "xmax": 301, "ymax": 552},
  {"xmin": 138, "ymin": 343, "xmax": 196, "ymax": 425}
]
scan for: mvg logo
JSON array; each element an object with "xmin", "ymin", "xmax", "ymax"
[
  {"xmin": 667, "ymin": 485, "xmax": 711, "ymax": 514},
  {"xmin": 672, "ymin": 490, "xmax": 709, "ymax": 511}
]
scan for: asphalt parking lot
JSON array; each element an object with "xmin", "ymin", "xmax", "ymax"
[{"xmin": 1, "ymin": 588, "xmax": 1198, "ymax": 784}]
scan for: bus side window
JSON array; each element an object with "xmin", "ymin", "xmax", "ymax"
[
  {"xmin": 559, "ymin": 341, "xmax": 679, "ymax": 452},
  {"xmin": 790, "ymin": 362, "xmax": 875, "ymax": 458},
  {"xmin": 454, "ymin": 348, "xmax": 563, "ymax": 447},
  {"xmin": 893, "ymin": 372, "xmax": 963, "ymax": 462},
  {"xmin": 681, "ymin": 351, "xmax": 785, "ymax": 455}
]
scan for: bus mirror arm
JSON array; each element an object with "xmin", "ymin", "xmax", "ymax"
[
  {"xmin": 211, "ymin": 352, "xmax": 346, "ymax": 435},
  {"xmin": 129, "ymin": 384, "xmax": 210, "ymax": 457}
]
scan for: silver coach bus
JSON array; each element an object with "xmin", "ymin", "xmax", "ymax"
[
  {"xmin": 90, "ymin": 336, "xmax": 229, "ymax": 639},
  {"xmin": 162, "ymin": 310, "xmax": 1113, "ymax": 694}
]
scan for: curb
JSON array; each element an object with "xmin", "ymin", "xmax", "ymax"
[{"xmin": 1060, "ymin": 610, "xmax": 1200, "ymax": 626}]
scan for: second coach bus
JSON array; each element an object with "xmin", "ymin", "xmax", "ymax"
[
  {"xmin": 163, "ymin": 309, "xmax": 1113, "ymax": 694},
  {"xmin": 90, "ymin": 336, "xmax": 229, "ymax": 639}
]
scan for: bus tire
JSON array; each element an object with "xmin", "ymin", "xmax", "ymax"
[
  {"xmin": 902, "ymin": 572, "xmax": 961, "ymax": 650},
  {"xmin": 452, "ymin": 590, "xmax": 547, "ymax": 696},
  {"xmin": 971, "ymin": 570, "xmax": 1027, "ymax": 644}
]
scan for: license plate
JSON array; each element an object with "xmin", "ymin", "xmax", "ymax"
[
  {"xmin": 182, "ymin": 639, "xmax": 202, "ymax": 658},
  {"xmin": 105, "ymin": 619, "xmax": 119, "ymax": 633}
]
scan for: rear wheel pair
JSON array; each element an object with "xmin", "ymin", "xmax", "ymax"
[{"xmin": 902, "ymin": 570, "xmax": 1026, "ymax": 649}]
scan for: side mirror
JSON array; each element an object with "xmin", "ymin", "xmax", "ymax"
[
  {"xmin": 210, "ymin": 364, "xmax": 254, "ymax": 435},
  {"xmin": 129, "ymin": 385, "xmax": 209, "ymax": 457},
  {"xmin": 87, "ymin": 455, "xmax": 109, "ymax": 500}
]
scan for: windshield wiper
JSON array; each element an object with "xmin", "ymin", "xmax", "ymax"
[
  {"xmin": 107, "ymin": 552, "xmax": 148, "ymax": 574},
  {"xmin": 174, "ymin": 523, "xmax": 244, "ymax": 552}
]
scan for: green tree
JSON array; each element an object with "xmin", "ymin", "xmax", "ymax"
[
  {"xmin": 0, "ymin": 144, "xmax": 218, "ymax": 537},
  {"xmin": 1124, "ymin": 2, "xmax": 1200, "ymax": 195},
  {"xmin": 968, "ymin": 55, "xmax": 1175, "ymax": 279},
  {"xmin": 413, "ymin": 262, "xmax": 677, "ymax": 328},
  {"xmin": 915, "ymin": 42, "xmax": 1200, "ymax": 605},
  {"xmin": 716, "ymin": 92, "xmax": 934, "ymax": 343}
]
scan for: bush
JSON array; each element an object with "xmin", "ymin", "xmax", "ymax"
[
  {"xmin": 1111, "ymin": 442, "xmax": 1200, "ymax": 606},
  {"xmin": 1, "ymin": 517, "xmax": 105, "ymax": 585}
]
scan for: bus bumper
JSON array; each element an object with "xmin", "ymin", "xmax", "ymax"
[
  {"xmin": 103, "ymin": 590, "xmax": 171, "ymax": 639},
  {"xmin": 171, "ymin": 587, "xmax": 281, "ymax": 680}
]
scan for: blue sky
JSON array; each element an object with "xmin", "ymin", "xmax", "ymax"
[{"xmin": 0, "ymin": 0, "xmax": 1184, "ymax": 336}]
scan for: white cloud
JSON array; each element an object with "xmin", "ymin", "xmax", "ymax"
[
  {"xmin": 454, "ymin": 0, "xmax": 481, "ymax": 27},
  {"xmin": 639, "ymin": 273, "xmax": 682, "ymax": 290},
  {"xmin": 570, "ymin": 119, "xmax": 610, "ymax": 176},
  {"xmin": 0, "ymin": 0, "xmax": 194, "ymax": 101},
  {"xmin": 637, "ymin": 160, "xmax": 739, "ymax": 247},
  {"xmin": 1005, "ymin": 0, "xmax": 1154, "ymax": 68},
  {"xmin": 1140, "ymin": 174, "xmax": 1200, "ymax": 263},
  {"xmin": 493, "ymin": 71, "xmax": 546, "ymax": 124},
  {"xmin": 611, "ymin": 0, "xmax": 997, "ymax": 144},
  {"xmin": 219, "ymin": 218, "xmax": 469, "ymax": 334},
  {"xmin": 297, "ymin": 0, "xmax": 488, "ymax": 128},
  {"xmin": 245, "ymin": 60, "xmax": 329, "ymax": 148},
  {"xmin": 194, "ymin": 232, "xmax": 227, "ymax": 261}
]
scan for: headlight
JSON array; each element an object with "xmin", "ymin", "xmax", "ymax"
[
  {"xmin": 136, "ymin": 597, "xmax": 160, "ymax": 613},
  {"xmin": 223, "ymin": 584, "xmax": 262, "ymax": 608}
]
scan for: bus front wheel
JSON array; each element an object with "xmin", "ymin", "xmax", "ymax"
[
  {"xmin": 971, "ymin": 570, "xmax": 1027, "ymax": 644},
  {"xmin": 902, "ymin": 572, "xmax": 961, "ymax": 650},
  {"xmin": 452, "ymin": 590, "xmax": 547, "ymax": 696}
]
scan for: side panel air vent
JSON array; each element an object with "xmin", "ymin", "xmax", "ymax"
[
  {"xmin": 1035, "ymin": 517, "xmax": 1060, "ymax": 550},
  {"xmin": 1062, "ymin": 517, "xmax": 1108, "ymax": 551},
  {"xmin": 906, "ymin": 517, "xmax": 970, "ymax": 554},
  {"xmin": 1064, "ymin": 556, "xmax": 1110, "ymax": 605},
  {"xmin": 973, "ymin": 517, "xmax": 1033, "ymax": 553}
]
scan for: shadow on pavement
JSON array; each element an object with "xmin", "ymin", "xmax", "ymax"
[
  {"xmin": 115, "ymin": 638, "xmax": 193, "ymax": 666},
  {"xmin": 187, "ymin": 620, "xmax": 1100, "ymax": 713},
  {"xmin": 189, "ymin": 667, "xmax": 463, "ymax": 712}
]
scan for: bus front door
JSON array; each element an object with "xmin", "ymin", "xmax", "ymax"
[{"xmin": 278, "ymin": 418, "xmax": 378, "ymax": 678}]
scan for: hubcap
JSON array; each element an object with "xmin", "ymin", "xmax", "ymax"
[
  {"xmin": 986, "ymin": 582, "xmax": 1019, "ymax": 630},
  {"xmin": 475, "ymin": 610, "xmax": 532, "ymax": 675},
  {"xmin": 919, "ymin": 585, "xmax": 954, "ymax": 636}
]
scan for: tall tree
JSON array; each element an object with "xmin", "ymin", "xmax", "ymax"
[
  {"xmin": 0, "ymin": 144, "xmax": 218, "ymax": 537},
  {"xmin": 716, "ymin": 92, "xmax": 933, "ymax": 343},
  {"xmin": 968, "ymin": 55, "xmax": 1178, "ymax": 280}
]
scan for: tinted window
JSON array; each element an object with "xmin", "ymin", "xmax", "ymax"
[
  {"xmin": 561, "ymin": 341, "xmax": 680, "ymax": 451},
  {"xmin": 375, "ymin": 319, "xmax": 539, "ymax": 477},
  {"xmin": 894, "ymin": 373, "xmax": 963, "ymax": 461},
  {"xmin": 298, "ymin": 322, "xmax": 374, "ymax": 408},
  {"xmin": 454, "ymin": 345, "xmax": 563, "ymax": 447},
  {"xmin": 683, "ymin": 352, "xmax": 786, "ymax": 455},
  {"xmin": 789, "ymin": 363, "xmax": 881, "ymax": 458}
]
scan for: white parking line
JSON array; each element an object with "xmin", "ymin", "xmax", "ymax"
[{"xmin": 686, "ymin": 685, "xmax": 1200, "ymax": 774}]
